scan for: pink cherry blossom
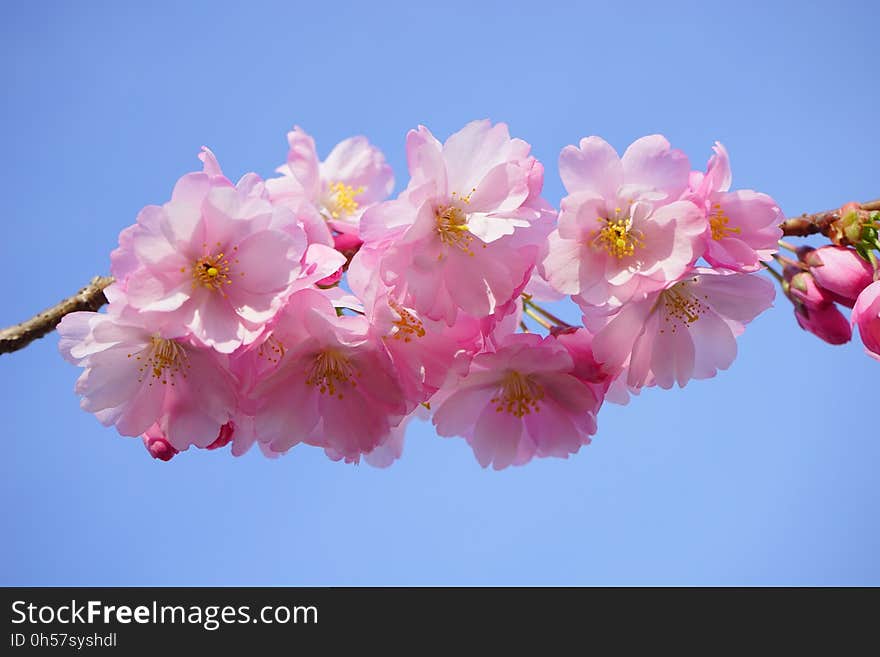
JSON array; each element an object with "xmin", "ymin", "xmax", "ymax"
[
  {"xmin": 587, "ymin": 268, "xmax": 775, "ymax": 389},
  {"xmin": 57, "ymin": 311, "xmax": 237, "ymax": 450},
  {"xmin": 359, "ymin": 120, "xmax": 551, "ymax": 325},
  {"xmin": 541, "ymin": 135, "xmax": 706, "ymax": 309},
  {"xmin": 802, "ymin": 246, "xmax": 874, "ymax": 307},
  {"xmin": 687, "ymin": 142, "xmax": 783, "ymax": 272},
  {"xmin": 852, "ymin": 280, "xmax": 880, "ymax": 359},
  {"xmin": 433, "ymin": 333, "xmax": 605, "ymax": 470},
  {"xmin": 110, "ymin": 151, "xmax": 309, "ymax": 353},
  {"xmin": 250, "ymin": 289, "xmax": 408, "ymax": 461},
  {"xmin": 266, "ymin": 126, "xmax": 394, "ymax": 239}
]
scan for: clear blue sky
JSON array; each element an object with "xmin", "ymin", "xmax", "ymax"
[{"xmin": 2, "ymin": 1, "xmax": 878, "ymax": 585}]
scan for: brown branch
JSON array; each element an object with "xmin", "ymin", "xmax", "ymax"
[
  {"xmin": 0, "ymin": 276, "xmax": 114, "ymax": 356},
  {"xmin": 781, "ymin": 199, "xmax": 880, "ymax": 237}
]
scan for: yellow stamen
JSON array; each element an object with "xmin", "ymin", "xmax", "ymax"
[
  {"xmin": 305, "ymin": 349, "xmax": 356, "ymax": 399},
  {"xmin": 130, "ymin": 336, "xmax": 190, "ymax": 386},
  {"xmin": 709, "ymin": 203, "xmax": 741, "ymax": 240},
  {"xmin": 436, "ymin": 205, "xmax": 475, "ymax": 256},
  {"xmin": 491, "ymin": 371, "xmax": 544, "ymax": 417},
  {"xmin": 192, "ymin": 243, "xmax": 238, "ymax": 293},
  {"xmin": 592, "ymin": 207, "xmax": 645, "ymax": 258},
  {"xmin": 658, "ymin": 278, "xmax": 708, "ymax": 334},
  {"xmin": 257, "ymin": 336, "xmax": 286, "ymax": 365},
  {"xmin": 388, "ymin": 300, "xmax": 426, "ymax": 343},
  {"xmin": 326, "ymin": 181, "xmax": 364, "ymax": 219}
]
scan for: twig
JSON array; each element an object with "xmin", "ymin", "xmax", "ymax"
[
  {"xmin": 780, "ymin": 199, "xmax": 880, "ymax": 237},
  {"xmin": 0, "ymin": 276, "xmax": 114, "ymax": 356}
]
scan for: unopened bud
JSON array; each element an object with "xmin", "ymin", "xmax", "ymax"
[
  {"xmin": 794, "ymin": 303, "xmax": 852, "ymax": 345},
  {"xmin": 143, "ymin": 434, "xmax": 178, "ymax": 462},
  {"xmin": 784, "ymin": 265, "xmax": 831, "ymax": 309},
  {"xmin": 802, "ymin": 245, "xmax": 873, "ymax": 307}
]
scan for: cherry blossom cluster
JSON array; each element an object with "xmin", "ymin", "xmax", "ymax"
[{"xmin": 56, "ymin": 120, "xmax": 872, "ymax": 469}]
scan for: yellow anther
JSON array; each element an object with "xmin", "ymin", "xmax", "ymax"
[
  {"xmin": 435, "ymin": 204, "xmax": 476, "ymax": 256},
  {"xmin": 192, "ymin": 251, "xmax": 234, "ymax": 292},
  {"xmin": 326, "ymin": 181, "xmax": 364, "ymax": 219},
  {"xmin": 592, "ymin": 208, "xmax": 645, "ymax": 259},
  {"xmin": 306, "ymin": 349, "xmax": 356, "ymax": 398},
  {"xmin": 135, "ymin": 336, "xmax": 190, "ymax": 386},
  {"xmin": 657, "ymin": 279, "xmax": 708, "ymax": 334},
  {"xmin": 709, "ymin": 206, "xmax": 741, "ymax": 241},
  {"xmin": 490, "ymin": 371, "xmax": 545, "ymax": 417}
]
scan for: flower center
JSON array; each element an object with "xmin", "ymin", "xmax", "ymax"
[
  {"xmin": 592, "ymin": 207, "xmax": 645, "ymax": 259},
  {"xmin": 435, "ymin": 205, "xmax": 475, "ymax": 256},
  {"xmin": 435, "ymin": 190, "xmax": 480, "ymax": 257},
  {"xmin": 659, "ymin": 279, "xmax": 708, "ymax": 333},
  {"xmin": 709, "ymin": 203, "xmax": 741, "ymax": 240},
  {"xmin": 257, "ymin": 336, "xmax": 286, "ymax": 364},
  {"xmin": 306, "ymin": 349, "xmax": 356, "ymax": 398},
  {"xmin": 325, "ymin": 181, "xmax": 364, "ymax": 219},
  {"xmin": 191, "ymin": 243, "xmax": 239, "ymax": 292},
  {"xmin": 389, "ymin": 300, "xmax": 426, "ymax": 343},
  {"xmin": 491, "ymin": 371, "xmax": 544, "ymax": 417},
  {"xmin": 130, "ymin": 336, "xmax": 190, "ymax": 385}
]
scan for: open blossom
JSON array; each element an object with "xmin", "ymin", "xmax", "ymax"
[
  {"xmin": 251, "ymin": 289, "xmax": 408, "ymax": 461},
  {"xmin": 433, "ymin": 333, "xmax": 605, "ymax": 470},
  {"xmin": 359, "ymin": 120, "xmax": 550, "ymax": 325},
  {"xmin": 266, "ymin": 126, "xmax": 394, "ymax": 241},
  {"xmin": 110, "ymin": 151, "xmax": 308, "ymax": 353},
  {"xmin": 587, "ymin": 268, "xmax": 775, "ymax": 389},
  {"xmin": 542, "ymin": 135, "xmax": 705, "ymax": 309},
  {"xmin": 852, "ymin": 281, "xmax": 880, "ymax": 359},
  {"xmin": 57, "ymin": 311, "xmax": 237, "ymax": 450},
  {"xmin": 687, "ymin": 142, "xmax": 782, "ymax": 272}
]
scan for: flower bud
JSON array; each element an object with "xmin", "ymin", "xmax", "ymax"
[
  {"xmin": 143, "ymin": 433, "xmax": 178, "ymax": 462},
  {"xmin": 784, "ymin": 265, "xmax": 831, "ymax": 309},
  {"xmin": 852, "ymin": 280, "xmax": 880, "ymax": 360},
  {"xmin": 332, "ymin": 231, "xmax": 364, "ymax": 256},
  {"xmin": 802, "ymin": 246, "xmax": 874, "ymax": 307},
  {"xmin": 794, "ymin": 303, "xmax": 852, "ymax": 345}
]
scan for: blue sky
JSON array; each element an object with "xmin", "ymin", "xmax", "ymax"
[{"xmin": 1, "ymin": 0, "xmax": 878, "ymax": 585}]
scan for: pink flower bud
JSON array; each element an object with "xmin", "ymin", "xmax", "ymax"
[
  {"xmin": 794, "ymin": 303, "xmax": 852, "ymax": 345},
  {"xmin": 205, "ymin": 422, "xmax": 235, "ymax": 450},
  {"xmin": 332, "ymin": 232, "xmax": 363, "ymax": 256},
  {"xmin": 852, "ymin": 280, "xmax": 880, "ymax": 360},
  {"xmin": 784, "ymin": 265, "xmax": 831, "ymax": 310},
  {"xmin": 142, "ymin": 433, "xmax": 178, "ymax": 462},
  {"xmin": 803, "ymin": 246, "xmax": 874, "ymax": 307}
]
